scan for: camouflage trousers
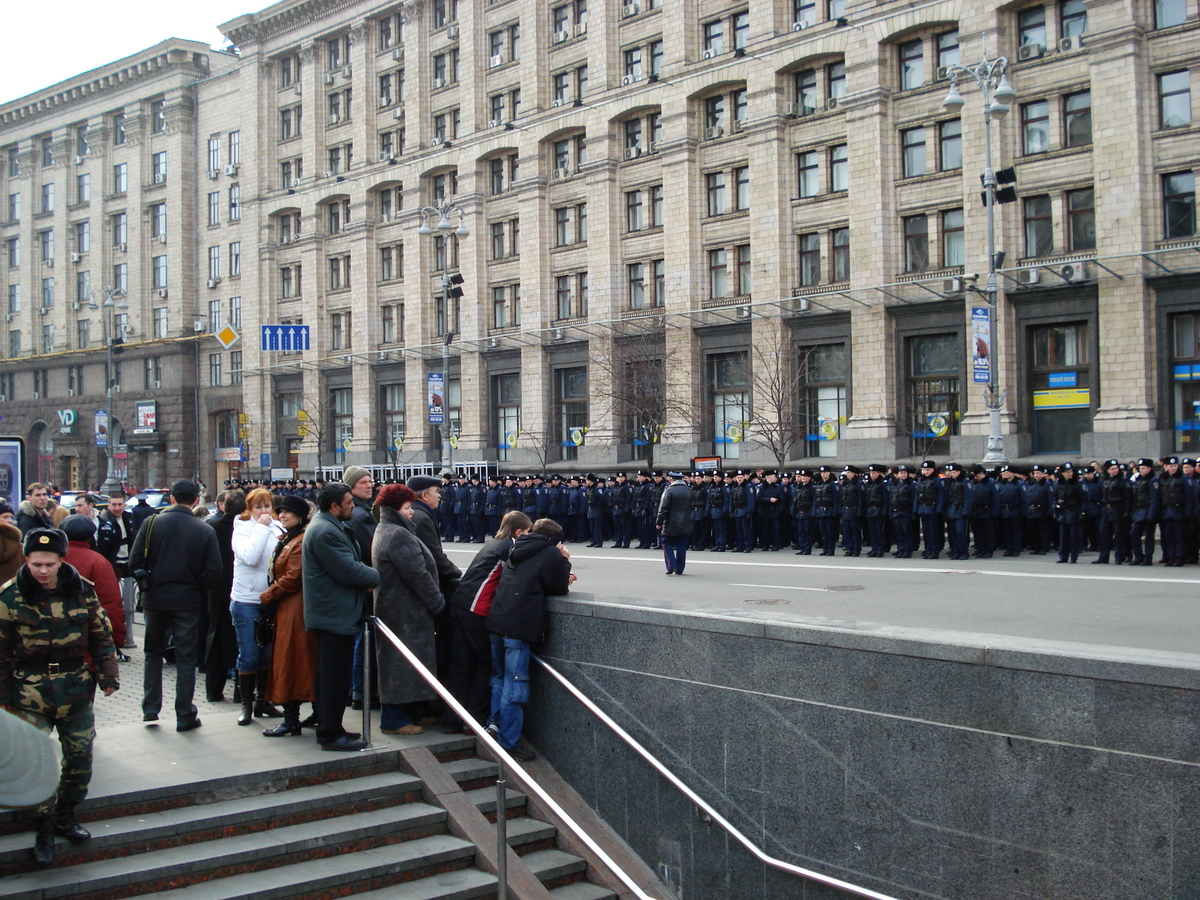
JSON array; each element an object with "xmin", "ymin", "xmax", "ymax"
[{"xmin": 10, "ymin": 665, "xmax": 96, "ymax": 813}]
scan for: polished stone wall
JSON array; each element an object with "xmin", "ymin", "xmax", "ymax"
[{"xmin": 527, "ymin": 596, "xmax": 1200, "ymax": 900}]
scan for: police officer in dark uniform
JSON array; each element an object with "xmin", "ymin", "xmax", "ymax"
[
  {"xmin": 584, "ymin": 474, "xmax": 607, "ymax": 547},
  {"xmin": 1023, "ymin": 465, "xmax": 1054, "ymax": 554},
  {"xmin": 839, "ymin": 466, "xmax": 864, "ymax": 556},
  {"xmin": 0, "ymin": 528, "xmax": 119, "ymax": 867},
  {"xmin": 915, "ymin": 460, "xmax": 945, "ymax": 559},
  {"xmin": 484, "ymin": 475, "xmax": 503, "ymax": 538},
  {"xmin": 791, "ymin": 469, "xmax": 815, "ymax": 554},
  {"xmin": 566, "ymin": 476, "xmax": 586, "ymax": 543},
  {"xmin": 968, "ymin": 465, "xmax": 999, "ymax": 558},
  {"xmin": 757, "ymin": 470, "xmax": 784, "ymax": 551},
  {"xmin": 609, "ymin": 472, "xmax": 634, "ymax": 548},
  {"xmin": 863, "ymin": 464, "xmax": 890, "ymax": 557},
  {"xmin": 1053, "ymin": 463, "xmax": 1085, "ymax": 563},
  {"xmin": 996, "ymin": 465, "xmax": 1024, "ymax": 556},
  {"xmin": 889, "ymin": 464, "xmax": 917, "ymax": 558},
  {"xmin": 1129, "ymin": 458, "xmax": 1159, "ymax": 566},
  {"xmin": 1156, "ymin": 456, "xmax": 1189, "ymax": 565},
  {"xmin": 708, "ymin": 471, "xmax": 729, "ymax": 551},
  {"xmin": 688, "ymin": 473, "xmax": 710, "ymax": 551},
  {"xmin": 1094, "ymin": 459, "xmax": 1131, "ymax": 564},
  {"xmin": 943, "ymin": 463, "xmax": 972, "ymax": 560},
  {"xmin": 728, "ymin": 470, "xmax": 755, "ymax": 552},
  {"xmin": 812, "ymin": 466, "xmax": 840, "ymax": 556}
]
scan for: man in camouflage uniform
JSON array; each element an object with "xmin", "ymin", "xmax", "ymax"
[{"xmin": 0, "ymin": 527, "xmax": 119, "ymax": 867}]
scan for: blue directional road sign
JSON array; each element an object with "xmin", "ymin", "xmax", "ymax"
[{"xmin": 261, "ymin": 324, "xmax": 312, "ymax": 352}]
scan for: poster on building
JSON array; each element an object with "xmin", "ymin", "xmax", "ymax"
[
  {"xmin": 972, "ymin": 306, "xmax": 991, "ymax": 385},
  {"xmin": 0, "ymin": 438, "xmax": 24, "ymax": 509},
  {"xmin": 134, "ymin": 400, "xmax": 157, "ymax": 434},
  {"xmin": 94, "ymin": 410, "xmax": 109, "ymax": 447},
  {"xmin": 428, "ymin": 373, "xmax": 445, "ymax": 424}
]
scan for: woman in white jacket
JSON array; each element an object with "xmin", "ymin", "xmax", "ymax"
[{"xmin": 231, "ymin": 487, "xmax": 285, "ymax": 725}]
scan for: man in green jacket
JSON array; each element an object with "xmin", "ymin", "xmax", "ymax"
[{"xmin": 302, "ymin": 483, "xmax": 380, "ymax": 751}]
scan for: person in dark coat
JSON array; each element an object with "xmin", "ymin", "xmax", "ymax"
[
  {"xmin": 486, "ymin": 518, "xmax": 573, "ymax": 761},
  {"xmin": 16, "ymin": 483, "xmax": 57, "ymax": 536},
  {"xmin": 1053, "ymin": 463, "xmax": 1085, "ymax": 564},
  {"xmin": 97, "ymin": 493, "xmax": 138, "ymax": 649},
  {"xmin": 341, "ymin": 465, "xmax": 377, "ymax": 711},
  {"xmin": 656, "ymin": 472, "xmax": 693, "ymax": 575},
  {"xmin": 0, "ymin": 504, "xmax": 24, "ymax": 584},
  {"xmin": 130, "ymin": 480, "xmax": 222, "ymax": 731},
  {"xmin": 444, "ymin": 511, "xmax": 531, "ymax": 734},
  {"xmin": 203, "ymin": 490, "xmax": 243, "ymax": 703},
  {"xmin": 406, "ymin": 475, "xmax": 462, "ymax": 691},
  {"xmin": 371, "ymin": 484, "xmax": 446, "ymax": 735},
  {"xmin": 62, "ymin": 516, "xmax": 126, "ymax": 651}
]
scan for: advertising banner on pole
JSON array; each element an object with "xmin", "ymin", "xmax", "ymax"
[
  {"xmin": 428, "ymin": 373, "xmax": 445, "ymax": 424},
  {"xmin": 972, "ymin": 306, "xmax": 991, "ymax": 385}
]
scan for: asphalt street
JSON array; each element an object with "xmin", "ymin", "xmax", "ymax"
[{"xmin": 443, "ymin": 543, "xmax": 1200, "ymax": 665}]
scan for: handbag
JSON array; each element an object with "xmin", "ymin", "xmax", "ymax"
[{"xmin": 253, "ymin": 605, "xmax": 276, "ymax": 647}]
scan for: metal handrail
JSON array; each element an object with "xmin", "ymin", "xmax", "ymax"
[
  {"xmin": 369, "ymin": 617, "xmax": 660, "ymax": 900},
  {"xmin": 533, "ymin": 654, "xmax": 903, "ymax": 900}
]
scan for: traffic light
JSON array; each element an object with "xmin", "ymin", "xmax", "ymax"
[
  {"xmin": 109, "ymin": 336, "xmax": 124, "ymax": 355},
  {"xmin": 446, "ymin": 272, "xmax": 465, "ymax": 299}
]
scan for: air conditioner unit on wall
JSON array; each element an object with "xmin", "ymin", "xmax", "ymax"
[
  {"xmin": 623, "ymin": 2, "xmax": 641, "ymax": 17},
  {"xmin": 392, "ymin": 47, "xmax": 405, "ymax": 61},
  {"xmin": 1058, "ymin": 36, "xmax": 1084, "ymax": 52},
  {"xmin": 1018, "ymin": 267, "xmax": 1041, "ymax": 285},
  {"xmin": 1059, "ymin": 261, "xmax": 1088, "ymax": 282},
  {"xmin": 702, "ymin": 48, "xmax": 717, "ymax": 60},
  {"xmin": 793, "ymin": 20, "xmax": 811, "ymax": 31},
  {"xmin": 224, "ymin": 164, "xmax": 238, "ymax": 176},
  {"xmin": 156, "ymin": 289, "xmax": 169, "ymax": 299},
  {"xmin": 1017, "ymin": 44, "xmax": 1045, "ymax": 61},
  {"xmin": 553, "ymin": 30, "xmax": 570, "ymax": 44},
  {"xmin": 624, "ymin": 146, "xmax": 642, "ymax": 160},
  {"xmin": 445, "ymin": 24, "xmax": 459, "ymax": 41},
  {"xmin": 943, "ymin": 276, "xmax": 966, "ymax": 294},
  {"xmin": 706, "ymin": 126, "xmax": 724, "ymax": 140}
]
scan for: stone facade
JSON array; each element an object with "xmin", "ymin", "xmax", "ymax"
[{"xmin": 2, "ymin": 0, "xmax": 1199, "ymax": 488}]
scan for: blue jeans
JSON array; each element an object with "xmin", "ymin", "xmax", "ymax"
[
  {"xmin": 230, "ymin": 601, "xmax": 268, "ymax": 672},
  {"xmin": 381, "ymin": 702, "xmax": 424, "ymax": 730},
  {"xmin": 489, "ymin": 635, "xmax": 531, "ymax": 751}
]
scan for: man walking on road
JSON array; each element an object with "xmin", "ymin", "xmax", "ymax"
[
  {"xmin": 657, "ymin": 471, "xmax": 693, "ymax": 576},
  {"xmin": 303, "ymin": 483, "xmax": 380, "ymax": 751},
  {"xmin": 131, "ymin": 480, "xmax": 222, "ymax": 732}
]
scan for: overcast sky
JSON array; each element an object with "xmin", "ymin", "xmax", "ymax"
[{"xmin": 2, "ymin": 0, "xmax": 262, "ymax": 105}]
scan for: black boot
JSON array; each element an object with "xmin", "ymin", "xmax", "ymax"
[
  {"xmin": 34, "ymin": 812, "xmax": 56, "ymax": 867},
  {"xmin": 254, "ymin": 670, "xmax": 283, "ymax": 718},
  {"xmin": 54, "ymin": 804, "xmax": 91, "ymax": 843},
  {"xmin": 299, "ymin": 705, "xmax": 319, "ymax": 729},
  {"xmin": 263, "ymin": 700, "xmax": 302, "ymax": 737},
  {"xmin": 237, "ymin": 673, "xmax": 255, "ymax": 726}
]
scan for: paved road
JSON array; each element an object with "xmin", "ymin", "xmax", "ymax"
[{"xmin": 443, "ymin": 543, "xmax": 1200, "ymax": 663}]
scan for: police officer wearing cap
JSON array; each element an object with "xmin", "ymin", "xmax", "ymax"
[
  {"xmin": 1156, "ymin": 456, "xmax": 1190, "ymax": 565},
  {"xmin": 1129, "ymin": 458, "xmax": 1159, "ymax": 565},
  {"xmin": 791, "ymin": 469, "xmax": 815, "ymax": 554},
  {"xmin": 888, "ymin": 465, "xmax": 917, "ymax": 558},
  {"xmin": 838, "ymin": 466, "xmax": 864, "ymax": 557},
  {"xmin": 915, "ymin": 460, "xmax": 945, "ymax": 559},
  {"xmin": 757, "ymin": 470, "xmax": 784, "ymax": 551},
  {"xmin": 968, "ymin": 465, "xmax": 999, "ymax": 558},
  {"xmin": 1094, "ymin": 459, "xmax": 1131, "ymax": 564},
  {"xmin": 708, "ymin": 471, "xmax": 730, "ymax": 551},
  {"xmin": 863, "ymin": 465, "xmax": 890, "ymax": 557},
  {"xmin": 996, "ymin": 466, "xmax": 1024, "ymax": 556},
  {"xmin": 1023, "ymin": 465, "xmax": 1054, "ymax": 555},
  {"xmin": 729, "ymin": 470, "xmax": 756, "ymax": 552},
  {"xmin": 0, "ymin": 527, "xmax": 119, "ymax": 867},
  {"xmin": 942, "ymin": 463, "xmax": 972, "ymax": 560},
  {"xmin": 1053, "ymin": 463, "xmax": 1085, "ymax": 563},
  {"xmin": 812, "ymin": 466, "xmax": 840, "ymax": 555}
]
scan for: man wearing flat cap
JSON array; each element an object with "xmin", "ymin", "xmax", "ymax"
[{"xmin": 0, "ymin": 527, "xmax": 119, "ymax": 867}]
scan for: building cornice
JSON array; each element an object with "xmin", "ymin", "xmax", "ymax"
[
  {"xmin": 222, "ymin": 0, "xmax": 420, "ymax": 48},
  {"xmin": 0, "ymin": 40, "xmax": 214, "ymax": 128}
]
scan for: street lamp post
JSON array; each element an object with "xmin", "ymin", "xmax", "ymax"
[
  {"xmin": 417, "ymin": 200, "xmax": 469, "ymax": 474},
  {"xmin": 88, "ymin": 286, "xmax": 129, "ymax": 494},
  {"xmin": 941, "ymin": 57, "xmax": 1017, "ymax": 465}
]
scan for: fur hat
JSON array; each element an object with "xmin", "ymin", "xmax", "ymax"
[{"xmin": 23, "ymin": 528, "xmax": 68, "ymax": 557}]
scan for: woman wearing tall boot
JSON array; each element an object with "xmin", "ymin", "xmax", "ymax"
[
  {"xmin": 230, "ymin": 488, "xmax": 285, "ymax": 725},
  {"xmin": 259, "ymin": 496, "xmax": 315, "ymax": 737}
]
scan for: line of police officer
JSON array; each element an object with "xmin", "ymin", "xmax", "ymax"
[{"xmin": 429, "ymin": 456, "xmax": 1200, "ymax": 566}]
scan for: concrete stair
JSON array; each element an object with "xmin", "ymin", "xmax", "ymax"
[{"xmin": 0, "ymin": 740, "xmax": 619, "ymax": 900}]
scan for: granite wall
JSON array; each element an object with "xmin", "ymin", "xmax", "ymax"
[{"xmin": 526, "ymin": 597, "xmax": 1200, "ymax": 900}]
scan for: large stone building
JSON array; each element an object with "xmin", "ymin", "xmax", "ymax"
[{"xmin": 1, "ymin": 0, "xmax": 1197, "ymax": 490}]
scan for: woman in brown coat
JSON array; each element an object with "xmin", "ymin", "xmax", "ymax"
[{"xmin": 258, "ymin": 495, "xmax": 316, "ymax": 737}]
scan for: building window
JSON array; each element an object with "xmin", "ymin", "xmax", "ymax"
[
  {"xmin": 1023, "ymin": 195, "xmax": 1054, "ymax": 257},
  {"xmin": 280, "ymin": 107, "xmax": 301, "ymax": 141},
  {"xmin": 555, "ymin": 203, "xmax": 588, "ymax": 245},
  {"xmin": 942, "ymin": 209, "xmax": 965, "ymax": 267},
  {"xmin": 209, "ymin": 298, "xmax": 223, "ymax": 331},
  {"xmin": 903, "ymin": 214, "xmax": 929, "ymax": 272},
  {"xmin": 330, "ymin": 312, "xmax": 350, "ymax": 349},
  {"xmin": 152, "ymin": 256, "xmax": 167, "ymax": 289},
  {"xmin": 230, "ymin": 351, "xmax": 242, "ymax": 385},
  {"xmin": 209, "ymin": 353, "xmax": 223, "ymax": 387},
  {"xmin": 490, "ymin": 218, "xmax": 520, "ymax": 259},
  {"xmin": 327, "ymin": 144, "xmax": 352, "ymax": 175},
  {"xmin": 112, "ymin": 262, "xmax": 127, "ymax": 294},
  {"xmin": 1159, "ymin": 71, "xmax": 1191, "ymax": 129},
  {"xmin": 1156, "ymin": 0, "xmax": 1187, "ymax": 28},
  {"xmin": 1164, "ymin": 172, "xmax": 1196, "ymax": 238},
  {"xmin": 113, "ymin": 163, "xmax": 127, "ymax": 194},
  {"xmin": 830, "ymin": 145, "xmax": 848, "ymax": 192},
  {"xmin": 706, "ymin": 172, "xmax": 727, "ymax": 214},
  {"xmin": 150, "ymin": 203, "xmax": 167, "ymax": 239},
  {"xmin": 488, "ymin": 153, "xmax": 520, "ymax": 194},
  {"xmin": 40, "ymin": 183, "xmax": 54, "ymax": 215},
  {"xmin": 150, "ymin": 98, "xmax": 167, "ymax": 133},
  {"xmin": 207, "ymin": 136, "xmax": 221, "ymax": 173},
  {"xmin": 74, "ymin": 221, "xmax": 90, "ymax": 253},
  {"xmin": 796, "ymin": 69, "xmax": 818, "ymax": 116},
  {"xmin": 8, "ymin": 285, "xmax": 20, "ymax": 315},
  {"xmin": 432, "ymin": 0, "xmax": 460, "ymax": 28},
  {"xmin": 799, "ymin": 233, "xmax": 821, "ymax": 286},
  {"xmin": 1029, "ymin": 322, "xmax": 1089, "ymax": 452},
  {"xmin": 491, "ymin": 284, "xmax": 520, "ymax": 328},
  {"xmin": 1018, "ymin": 6, "xmax": 1047, "ymax": 49},
  {"xmin": 153, "ymin": 307, "xmax": 168, "ymax": 339},
  {"xmin": 328, "ymin": 255, "xmax": 351, "ymax": 290},
  {"xmin": 628, "ymin": 260, "xmax": 665, "ymax": 309},
  {"xmin": 711, "ymin": 351, "xmax": 749, "ymax": 460},
  {"xmin": 229, "ymin": 184, "xmax": 241, "ymax": 221},
  {"xmin": 112, "ymin": 113, "xmax": 126, "ymax": 145},
  {"xmin": 330, "ymin": 388, "xmax": 353, "ymax": 455},
  {"xmin": 228, "ymin": 131, "xmax": 240, "ymax": 165},
  {"xmin": 1022, "ymin": 100, "xmax": 1051, "ymax": 154},
  {"xmin": 799, "ymin": 149, "xmax": 830, "ymax": 199},
  {"xmin": 40, "ymin": 136, "xmax": 54, "ymax": 167},
  {"xmin": 380, "ymin": 244, "xmax": 403, "ymax": 281},
  {"xmin": 939, "ymin": 119, "xmax": 962, "ymax": 170},
  {"xmin": 327, "ymin": 88, "xmax": 352, "ymax": 125},
  {"xmin": 6, "ymin": 194, "xmax": 18, "ymax": 222},
  {"xmin": 432, "ymin": 49, "xmax": 460, "ymax": 86},
  {"xmin": 280, "ymin": 265, "xmax": 299, "ymax": 298},
  {"xmin": 832, "ymin": 227, "xmax": 850, "ymax": 282},
  {"xmin": 899, "ymin": 40, "xmax": 924, "ymax": 90},
  {"xmin": 75, "ymin": 271, "xmax": 89, "ymax": 305},
  {"xmin": 380, "ymin": 304, "xmax": 403, "ymax": 344},
  {"xmin": 207, "ymin": 192, "xmax": 220, "ymax": 227},
  {"xmin": 1067, "ymin": 187, "xmax": 1095, "ymax": 250},
  {"xmin": 327, "ymin": 198, "xmax": 350, "ymax": 233},
  {"xmin": 937, "ymin": 30, "xmax": 960, "ymax": 70},
  {"xmin": 208, "ymin": 246, "xmax": 221, "ymax": 281},
  {"xmin": 378, "ymin": 383, "xmax": 406, "ymax": 458},
  {"xmin": 709, "ymin": 248, "xmax": 729, "ymax": 298},
  {"xmin": 230, "ymin": 295, "xmax": 241, "ymax": 329},
  {"xmin": 229, "ymin": 242, "xmax": 241, "ymax": 277},
  {"xmin": 555, "ymin": 367, "xmax": 588, "ymax": 461},
  {"xmin": 6, "ymin": 238, "xmax": 18, "ymax": 268},
  {"xmin": 901, "ymin": 127, "xmax": 927, "ymax": 178},
  {"xmin": 1060, "ymin": 0, "xmax": 1087, "ymax": 38},
  {"xmin": 1064, "ymin": 92, "xmax": 1092, "ymax": 147},
  {"xmin": 76, "ymin": 124, "xmax": 89, "ymax": 157},
  {"xmin": 42, "ymin": 324, "xmax": 55, "ymax": 353},
  {"xmin": 152, "ymin": 151, "xmax": 167, "ymax": 183},
  {"xmin": 907, "ymin": 333, "xmax": 960, "ymax": 456},
  {"xmin": 800, "ymin": 342, "xmax": 848, "ymax": 458},
  {"xmin": 40, "ymin": 230, "xmax": 53, "ymax": 263},
  {"xmin": 76, "ymin": 173, "xmax": 90, "ymax": 204},
  {"xmin": 493, "ymin": 373, "xmax": 520, "ymax": 462}
]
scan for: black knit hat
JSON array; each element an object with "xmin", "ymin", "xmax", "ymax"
[{"xmin": 275, "ymin": 495, "xmax": 311, "ymax": 522}]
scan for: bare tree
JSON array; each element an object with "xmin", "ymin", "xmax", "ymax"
[
  {"xmin": 295, "ymin": 388, "xmax": 332, "ymax": 476},
  {"xmin": 589, "ymin": 325, "xmax": 690, "ymax": 472},
  {"xmin": 744, "ymin": 329, "xmax": 808, "ymax": 470}
]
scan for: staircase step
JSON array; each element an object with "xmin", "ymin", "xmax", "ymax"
[
  {"xmin": 547, "ymin": 882, "xmax": 619, "ymax": 900},
  {"xmin": 502, "ymin": 814, "xmax": 557, "ymax": 851},
  {"xmin": 441, "ymin": 756, "xmax": 499, "ymax": 790},
  {"xmin": 127, "ymin": 833, "xmax": 479, "ymax": 900},
  {"xmin": 522, "ymin": 848, "xmax": 589, "ymax": 890},
  {"xmin": 1, "ymin": 803, "xmax": 451, "ymax": 900},
  {"xmin": 0, "ymin": 771, "xmax": 424, "ymax": 875},
  {"xmin": 464, "ymin": 785, "xmax": 526, "ymax": 819},
  {"xmin": 350, "ymin": 866, "xmax": 498, "ymax": 900}
]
